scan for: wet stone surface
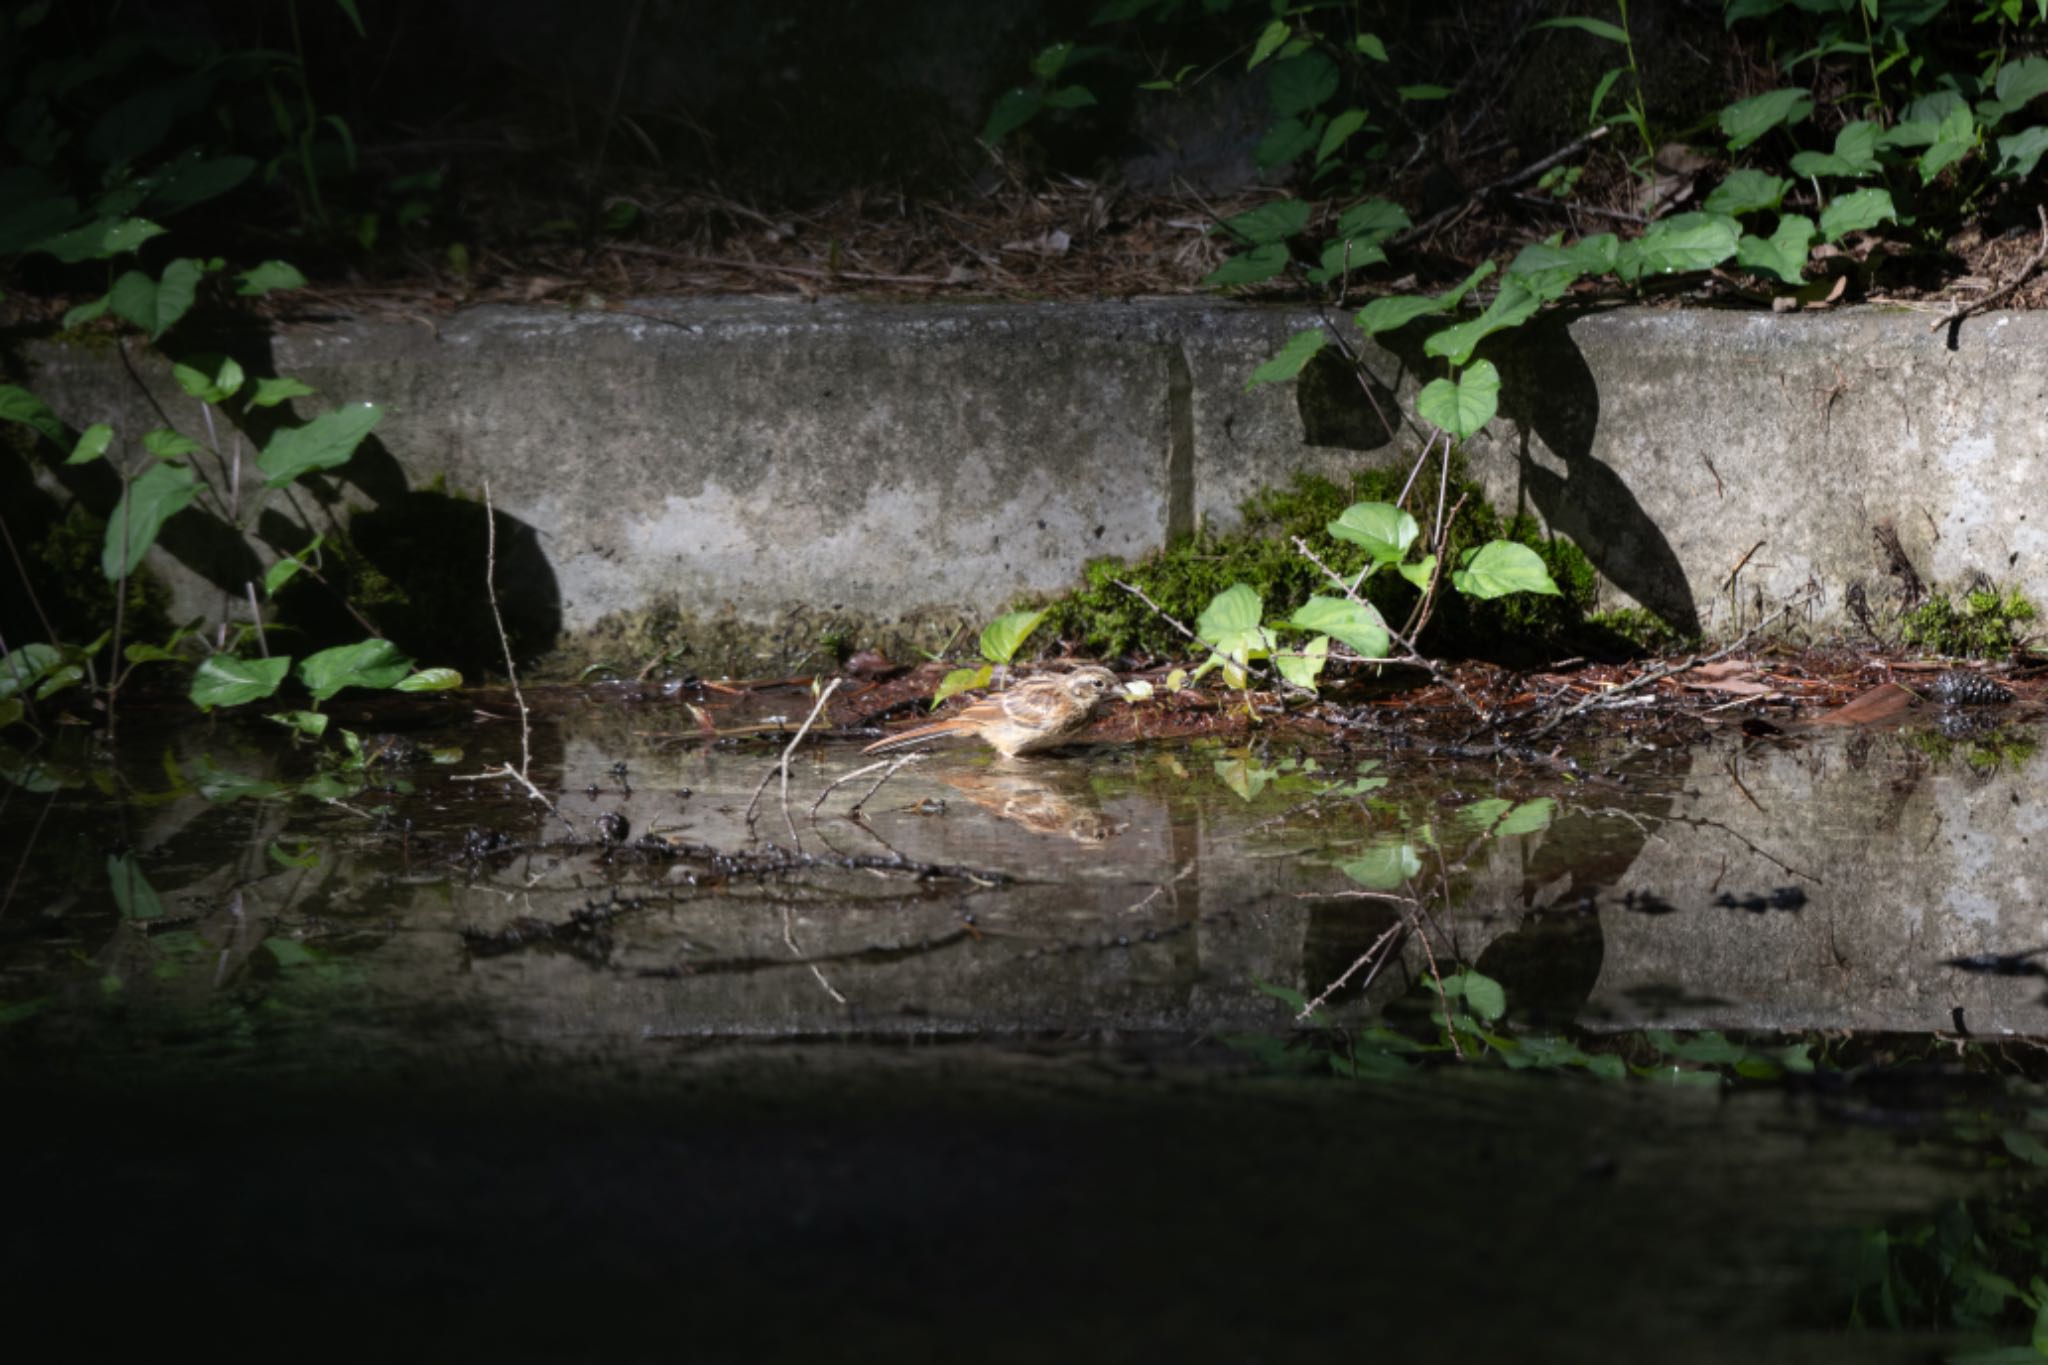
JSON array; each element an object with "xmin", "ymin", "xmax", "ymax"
[{"xmin": 3, "ymin": 684, "xmax": 2047, "ymax": 1358}]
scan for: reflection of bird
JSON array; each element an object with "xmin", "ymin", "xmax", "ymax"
[
  {"xmin": 935, "ymin": 765, "xmax": 1128, "ymax": 843},
  {"xmin": 864, "ymin": 667, "xmax": 1123, "ymax": 757}
]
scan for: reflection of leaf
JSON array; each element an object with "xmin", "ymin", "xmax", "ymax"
[
  {"xmin": 1340, "ymin": 843, "xmax": 1421, "ymax": 889},
  {"xmin": 2002, "ymin": 1129, "xmax": 2048, "ymax": 1168},
  {"xmin": 1214, "ymin": 753, "xmax": 1276, "ymax": 802},
  {"xmin": 1495, "ymin": 798, "xmax": 1556, "ymax": 836},
  {"xmin": 187, "ymin": 754, "xmax": 286, "ymax": 804}
]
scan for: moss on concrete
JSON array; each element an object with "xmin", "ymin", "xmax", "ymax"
[
  {"xmin": 1900, "ymin": 586, "xmax": 2037, "ymax": 659},
  {"xmin": 1027, "ymin": 453, "xmax": 1603, "ymax": 664}
]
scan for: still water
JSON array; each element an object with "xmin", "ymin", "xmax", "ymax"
[{"xmin": 3, "ymin": 688, "xmax": 2044, "ymax": 1359}]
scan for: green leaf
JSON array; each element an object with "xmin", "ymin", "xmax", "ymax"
[
  {"xmin": 1041, "ymin": 84, "xmax": 1096, "ymax": 110},
  {"xmin": 1335, "ymin": 198, "xmax": 1409, "ymax": 243},
  {"xmin": 1309, "ymin": 237, "xmax": 1387, "ymax": 283},
  {"xmin": 1819, "ymin": 187, "xmax": 1896, "ymax": 241},
  {"xmin": 1702, "ymin": 169, "xmax": 1790, "ymax": 216},
  {"xmin": 1917, "ymin": 102, "xmax": 1979, "ymax": 181},
  {"xmin": 1460, "ymin": 971, "xmax": 1507, "ymax": 1021},
  {"xmin": 172, "ymin": 355, "xmax": 245, "ymax": 405},
  {"xmin": 1588, "ymin": 67, "xmax": 1624, "ymax": 123},
  {"xmin": 107, "ymin": 853, "xmax": 164, "ymax": 920},
  {"xmin": 1249, "ymin": 19, "xmax": 1290, "ymax": 69},
  {"xmin": 1788, "ymin": 119, "xmax": 1881, "ymax": 177},
  {"xmin": 1196, "ymin": 583, "xmax": 1263, "ymax": 642},
  {"xmin": 236, "ymin": 260, "xmax": 309, "ymax": 297},
  {"xmin": 1451, "ymin": 540, "xmax": 1561, "ymax": 599},
  {"xmin": 1736, "ymin": 214, "xmax": 1815, "ymax": 283},
  {"xmin": 1316, "ymin": 108, "xmax": 1370, "ymax": 164},
  {"xmin": 0, "ymin": 698, "xmax": 22, "ymax": 730},
  {"xmin": 267, "ymin": 839, "xmax": 322, "ymax": 868},
  {"xmin": 1995, "ymin": 125, "xmax": 2048, "ymax": 179},
  {"xmin": 932, "ymin": 664, "xmax": 992, "ymax": 709},
  {"xmin": 1031, "ymin": 41, "xmax": 1074, "ymax": 80},
  {"xmin": 1356, "ymin": 294, "xmax": 1444, "ymax": 337},
  {"xmin": 1423, "ymin": 278, "xmax": 1541, "ymax": 367},
  {"xmin": 189, "ymin": 654, "xmax": 291, "ymax": 710},
  {"xmin": 979, "ymin": 609, "xmax": 1048, "ymax": 664},
  {"xmin": 1397, "ymin": 84, "xmax": 1452, "ymax": 101},
  {"xmin": 34, "ymin": 664, "xmax": 83, "ymax": 699},
  {"xmin": 0, "ymin": 643, "xmax": 63, "ymax": 701},
  {"xmin": 1272, "ymin": 635, "xmax": 1329, "ymax": 690},
  {"xmin": 1326, "ymin": 502, "xmax": 1419, "ymax": 562},
  {"xmin": 31, "ymin": 216, "xmax": 166, "ymax": 263},
  {"xmin": 1414, "ymin": 359, "xmax": 1500, "ymax": 439},
  {"xmin": 982, "ymin": 88, "xmax": 1041, "ymax": 144},
  {"xmin": 1508, "ymin": 233, "xmax": 1619, "ymax": 280},
  {"xmin": 2001, "ymin": 1128, "xmax": 2048, "ymax": 1167},
  {"xmin": 249, "ymin": 376, "xmax": 317, "ymax": 409},
  {"xmin": 1994, "ymin": 56, "xmax": 2048, "ymax": 109},
  {"xmin": 1214, "ymin": 753, "xmax": 1275, "ymax": 801},
  {"xmin": 1533, "ymin": 15, "xmax": 1630, "ymax": 42},
  {"xmin": 394, "ymin": 667, "xmax": 463, "ymax": 693},
  {"xmin": 1495, "ymin": 798, "xmax": 1557, "ymax": 835},
  {"xmin": 142, "ymin": 153, "xmax": 254, "ymax": 215},
  {"xmin": 1397, "ymin": 555, "xmax": 1436, "ymax": 591},
  {"xmin": 62, "ymin": 296, "xmax": 111, "ymax": 329},
  {"xmin": 1289, "ymin": 596, "xmax": 1390, "ymax": 658},
  {"xmin": 1618, "ymin": 212, "xmax": 1740, "ymax": 279},
  {"xmin": 1341, "ymin": 842, "xmax": 1421, "ymax": 889},
  {"xmin": 1254, "ymin": 115, "xmax": 1321, "ymax": 169},
  {"xmin": 1354, "ymin": 33, "xmax": 1387, "ymax": 62},
  {"xmin": 298, "ymin": 639, "xmax": 414, "ymax": 701},
  {"xmin": 66, "ymin": 423, "xmax": 113, "ymax": 465},
  {"xmin": 1245, "ymin": 329, "xmax": 1327, "ymax": 390},
  {"xmin": 108, "ymin": 258, "xmax": 204, "ymax": 340},
  {"xmin": 1220, "ymin": 199, "xmax": 1310, "ymax": 245},
  {"xmin": 0, "ymin": 384, "xmax": 64, "ymax": 442},
  {"xmin": 257, "ymin": 403, "xmax": 383, "ymax": 487},
  {"xmin": 144, "ymin": 428, "xmax": 203, "ymax": 461},
  {"xmin": 1268, "ymin": 52, "xmax": 1338, "ymax": 116},
  {"xmin": 1720, "ymin": 88, "xmax": 1814, "ymax": 150},
  {"xmin": 122, "ymin": 642, "xmax": 181, "ymax": 665},
  {"xmin": 102, "ymin": 462, "xmax": 199, "ymax": 579},
  {"xmin": 266, "ymin": 710, "xmax": 330, "ymax": 739},
  {"xmin": 1202, "ymin": 242, "xmax": 1290, "ymax": 287}
]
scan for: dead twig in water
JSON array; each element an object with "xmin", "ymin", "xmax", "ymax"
[
  {"xmin": 808, "ymin": 751, "xmax": 927, "ymax": 818},
  {"xmin": 745, "ymin": 677, "xmax": 844, "ymax": 841},
  {"xmin": 482, "ymin": 480, "xmax": 534, "ymax": 780},
  {"xmin": 1295, "ymin": 916, "xmax": 1409, "ymax": 1023}
]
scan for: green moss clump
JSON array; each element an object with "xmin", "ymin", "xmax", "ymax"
[
  {"xmin": 1581, "ymin": 606, "xmax": 1692, "ymax": 655},
  {"xmin": 27, "ymin": 502, "xmax": 172, "ymax": 646},
  {"xmin": 1030, "ymin": 455, "xmax": 1601, "ymax": 664},
  {"xmin": 1900, "ymin": 587, "xmax": 2037, "ymax": 659}
]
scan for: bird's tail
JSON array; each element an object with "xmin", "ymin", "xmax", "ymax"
[{"xmin": 862, "ymin": 720, "xmax": 963, "ymax": 754}]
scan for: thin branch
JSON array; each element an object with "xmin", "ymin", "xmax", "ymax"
[
  {"xmin": 745, "ymin": 677, "xmax": 844, "ymax": 835},
  {"xmin": 1932, "ymin": 205, "xmax": 2048, "ymax": 334},
  {"xmin": 1391, "ymin": 125, "xmax": 1611, "ymax": 249},
  {"xmin": 482, "ymin": 480, "xmax": 532, "ymax": 779}
]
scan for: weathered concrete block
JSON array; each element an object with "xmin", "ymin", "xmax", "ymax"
[{"xmin": 14, "ymin": 298, "xmax": 2046, "ymax": 676}]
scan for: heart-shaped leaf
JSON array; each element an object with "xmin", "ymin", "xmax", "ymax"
[
  {"xmin": 1415, "ymin": 359, "xmax": 1500, "ymax": 438},
  {"xmin": 1450, "ymin": 540, "xmax": 1560, "ymax": 599},
  {"xmin": 1326, "ymin": 502, "xmax": 1418, "ymax": 563}
]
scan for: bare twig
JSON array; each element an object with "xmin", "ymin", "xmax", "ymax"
[
  {"xmin": 1391, "ymin": 125, "xmax": 1611, "ymax": 249},
  {"xmin": 1520, "ymin": 592, "xmax": 1813, "ymax": 744},
  {"xmin": 481, "ymin": 480, "xmax": 533, "ymax": 779},
  {"xmin": 809, "ymin": 751, "xmax": 926, "ymax": 817},
  {"xmin": 745, "ymin": 677, "xmax": 844, "ymax": 835},
  {"xmin": 1296, "ymin": 918, "xmax": 1408, "ymax": 1022},
  {"xmin": 1931, "ymin": 205, "xmax": 2048, "ymax": 334},
  {"xmin": 1289, "ymin": 533, "xmax": 1488, "ymax": 722},
  {"xmin": 1411, "ymin": 909, "xmax": 1463, "ymax": 1061},
  {"xmin": 244, "ymin": 581, "xmax": 269, "ymax": 658}
]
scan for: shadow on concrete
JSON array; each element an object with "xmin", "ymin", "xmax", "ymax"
[
  {"xmin": 1296, "ymin": 346, "xmax": 1402, "ymax": 452},
  {"xmin": 1, "ymin": 321, "xmax": 561, "ymax": 678},
  {"xmin": 1492, "ymin": 313, "xmax": 1701, "ymax": 636}
]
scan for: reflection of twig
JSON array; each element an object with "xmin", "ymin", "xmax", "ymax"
[
  {"xmin": 745, "ymin": 677, "xmax": 843, "ymax": 839},
  {"xmin": 783, "ymin": 903, "xmax": 848, "ymax": 1005},
  {"xmin": 1410, "ymin": 908, "xmax": 1463, "ymax": 1061},
  {"xmin": 808, "ymin": 751, "xmax": 926, "ymax": 818},
  {"xmin": 0, "ymin": 787, "xmax": 58, "ymax": 921},
  {"xmin": 1297, "ymin": 919, "xmax": 1406, "ymax": 1022},
  {"xmin": 482, "ymin": 480, "xmax": 533, "ymax": 779}
]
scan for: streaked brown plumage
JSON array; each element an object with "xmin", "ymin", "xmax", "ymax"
[{"xmin": 863, "ymin": 666, "xmax": 1123, "ymax": 757}]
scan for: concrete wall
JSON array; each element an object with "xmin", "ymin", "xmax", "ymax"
[{"xmin": 16, "ymin": 299, "xmax": 2047, "ymax": 676}]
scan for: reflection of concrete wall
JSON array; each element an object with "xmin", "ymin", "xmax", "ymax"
[{"xmin": 1594, "ymin": 740, "xmax": 2048, "ymax": 1035}]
